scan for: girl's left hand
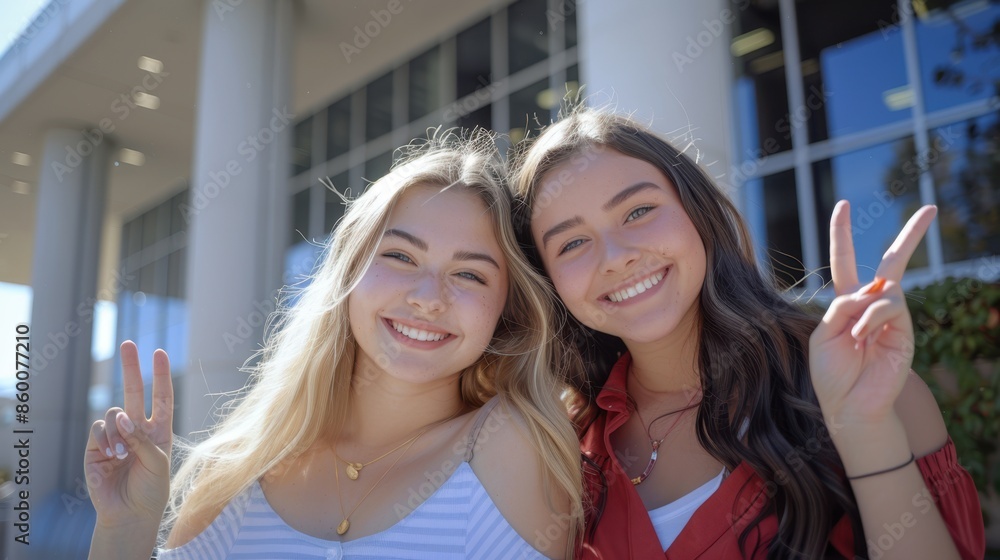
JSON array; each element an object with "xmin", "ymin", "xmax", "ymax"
[{"xmin": 809, "ymin": 200, "xmax": 937, "ymax": 427}]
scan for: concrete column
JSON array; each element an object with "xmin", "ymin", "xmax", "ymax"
[
  {"xmin": 7, "ymin": 127, "xmax": 111, "ymax": 559},
  {"xmin": 180, "ymin": 0, "xmax": 292, "ymax": 437},
  {"xmin": 577, "ymin": 0, "xmax": 735, "ymax": 184}
]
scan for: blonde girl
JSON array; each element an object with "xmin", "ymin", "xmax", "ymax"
[{"xmin": 85, "ymin": 130, "xmax": 583, "ymax": 559}]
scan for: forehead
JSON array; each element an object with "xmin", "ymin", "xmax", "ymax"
[
  {"xmin": 387, "ymin": 185, "xmax": 503, "ymax": 250},
  {"xmin": 534, "ymin": 149, "xmax": 668, "ymax": 213}
]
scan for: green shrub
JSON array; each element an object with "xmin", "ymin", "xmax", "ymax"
[{"xmin": 906, "ymin": 277, "xmax": 1000, "ymax": 525}]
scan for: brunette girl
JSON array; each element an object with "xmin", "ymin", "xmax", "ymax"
[{"xmin": 510, "ymin": 108, "xmax": 984, "ymax": 559}]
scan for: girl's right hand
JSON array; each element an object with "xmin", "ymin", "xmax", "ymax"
[{"xmin": 85, "ymin": 340, "xmax": 174, "ymax": 528}]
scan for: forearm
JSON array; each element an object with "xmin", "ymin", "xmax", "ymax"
[
  {"xmin": 89, "ymin": 519, "xmax": 159, "ymax": 560},
  {"xmin": 831, "ymin": 415, "xmax": 959, "ymax": 560}
]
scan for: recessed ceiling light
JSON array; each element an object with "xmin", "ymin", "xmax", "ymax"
[
  {"xmin": 536, "ymin": 88, "xmax": 559, "ymax": 110},
  {"xmin": 138, "ymin": 56, "xmax": 164, "ymax": 74},
  {"xmin": 11, "ymin": 180, "xmax": 31, "ymax": 195},
  {"xmin": 11, "ymin": 152, "xmax": 31, "ymax": 166},
  {"xmin": 883, "ymin": 86, "xmax": 915, "ymax": 111},
  {"xmin": 133, "ymin": 92, "xmax": 160, "ymax": 110},
  {"xmin": 118, "ymin": 148, "xmax": 145, "ymax": 166},
  {"xmin": 731, "ymin": 28, "xmax": 775, "ymax": 58},
  {"xmin": 749, "ymin": 50, "xmax": 784, "ymax": 74}
]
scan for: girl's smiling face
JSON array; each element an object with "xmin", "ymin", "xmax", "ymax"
[
  {"xmin": 529, "ymin": 148, "xmax": 707, "ymax": 346},
  {"xmin": 348, "ymin": 185, "xmax": 509, "ymax": 385}
]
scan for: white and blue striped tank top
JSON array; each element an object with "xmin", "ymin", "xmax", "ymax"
[{"xmin": 156, "ymin": 399, "xmax": 548, "ymax": 559}]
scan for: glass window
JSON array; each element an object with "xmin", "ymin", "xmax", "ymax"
[
  {"xmin": 796, "ymin": 1, "xmax": 910, "ymax": 142},
  {"xmin": 509, "ymin": 78, "xmax": 549, "ymax": 144},
  {"xmin": 325, "ymin": 171, "xmax": 349, "ymax": 235},
  {"xmin": 139, "ymin": 261, "xmax": 157, "ymax": 295},
  {"xmin": 170, "ymin": 191, "xmax": 188, "ymax": 235},
  {"xmin": 508, "ymin": 0, "xmax": 548, "ymax": 74},
  {"xmin": 327, "ymin": 97, "xmax": 351, "ymax": 161},
  {"xmin": 733, "ymin": 3, "xmax": 790, "ymax": 156},
  {"xmin": 565, "ymin": 3, "xmax": 578, "ymax": 49},
  {"xmin": 292, "ymin": 116, "xmax": 313, "ymax": 176},
  {"xmin": 142, "ymin": 207, "xmax": 159, "ymax": 248},
  {"xmin": 125, "ymin": 217, "xmax": 143, "ymax": 257},
  {"xmin": 930, "ymin": 113, "xmax": 1000, "ymax": 262},
  {"xmin": 813, "ymin": 136, "xmax": 928, "ymax": 280},
  {"xmin": 366, "ymin": 71, "xmax": 394, "ymax": 141},
  {"xmin": 758, "ymin": 170, "xmax": 804, "ymax": 289},
  {"xmin": 366, "ymin": 151, "xmax": 394, "ymax": 183},
  {"xmin": 410, "ymin": 46, "xmax": 442, "ymax": 122},
  {"xmin": 458, "ymin": 105, "xmax": 492, "ymax": 133},
  {"xmin": 291, "ymin": 188, "xmax": 311, "ymax": 246},
  {"xmin": 457, "ymin": 18, "xmax": 492, "ymax": 98},
  {"xmin": 914, "ymin": 0, "xmax": 1000, "ymax": 113},
  {"xmin": 166, "ymin": 250, "xmax": 185, "ymax": 299}
]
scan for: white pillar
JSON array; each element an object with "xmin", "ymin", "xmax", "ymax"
[
  {"xmin": 577, "ymin": 0, "xmax": 735, "ymax": 184},
  {"xmin": 180, "ymin": 0, "xmax": 292, "ymax": 437},
  {"xmin": 7, "ymin": 127, "xmax": 111, "ymax": 560}
]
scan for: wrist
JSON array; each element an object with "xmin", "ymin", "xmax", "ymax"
[{"xmin": 828, "ymin": 413, "xmax": 913, "ymax": 477}]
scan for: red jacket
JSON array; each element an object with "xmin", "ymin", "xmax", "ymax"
[{"xmin": 578, "ymin": 353, "xmax": 986, "ymax": 559}]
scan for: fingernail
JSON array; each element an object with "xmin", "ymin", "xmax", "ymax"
[
  {"xmin": 115, "ymin": 443, "xmax": 128, "ymax": 459},
  {"xmin": 118, "ymin": 412, "xmax": 135, "ymax": 434},
  {"xmin": 863, "ymin": 277, "xmax": 887, "ymax": 295},
  {"xmin": 851, "ymin": 324, "xmax": 864, "ymax": 340},
  {"xmin": 105, "ymin": 447, "xmax": 113, "ymax": 458}
]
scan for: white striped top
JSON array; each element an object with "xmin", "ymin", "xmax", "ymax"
[{"xmin": 155, "ymin": 461, "xmax": 546, "ymax": 560}]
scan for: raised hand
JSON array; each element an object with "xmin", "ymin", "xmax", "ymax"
[
  {"xmin": 85, "ymin": 340, "xmax": 174, "ymax": 529},
  {"xmin": 809, "ymin": 200, "xmax": 937, "ymax": 427}
]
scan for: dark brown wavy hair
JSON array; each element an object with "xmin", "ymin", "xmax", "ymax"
[{"xmin": 508, "ymin": 107, "xmax": 865, "ymax": 559}]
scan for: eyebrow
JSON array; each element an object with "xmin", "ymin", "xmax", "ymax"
[
  {"xmin": 384, "ymin": 229, "xmax": 501, "ymax": 270},
  {"xmin": 541, "ymin": 216, "xmax": 583, "ymax": 250},
  {"xmin": 384, "ymin": 229, "xmax": 427, "ymax": 251},
  {"xmin": 602, "ymin": 182, "xmax": 661, "ymax": 211}
]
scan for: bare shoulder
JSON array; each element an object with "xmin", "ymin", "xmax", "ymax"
[
  {"xmin": 468, "ymin": 400, "xmax": 571, "ymax": 559},
  {"xmin": 893, "ymin": 370, "xmax": 949, "ymax": 457}
]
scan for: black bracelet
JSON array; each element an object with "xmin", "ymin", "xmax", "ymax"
[{"xmin": 847, "ymin": 453, "xmax": 916, "ymax": 480}]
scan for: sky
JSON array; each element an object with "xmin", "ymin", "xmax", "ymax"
[
  {"xmin": 0, "ymin": 0, "xmax": 49, "ymax": 58},
  {"xmin": 0, "ymin": 281, "xmax": 118, "ymax": 397}
]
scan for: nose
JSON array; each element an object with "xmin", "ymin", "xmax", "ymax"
[
  {"xmin": 405, "ymin": 273, "xmax": 448, "ymax": 315},
  {"xmin": 600, "ymin": 233, "xmax": 641, "ymax": 275}
]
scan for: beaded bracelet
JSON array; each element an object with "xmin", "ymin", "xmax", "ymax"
[{"xmin": 847, "ymin": 453, "xmax": 915, "ymax": 480}]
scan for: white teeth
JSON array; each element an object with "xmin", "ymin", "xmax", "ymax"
[
  {"xmin": 392, "ymin": 321, "xmax": 447, "ymax": 342},
  {"xmin": 607, "ymin": 270, "xmax": 665, "ymax": 303}
]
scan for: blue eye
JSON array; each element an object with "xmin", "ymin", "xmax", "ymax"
[
  {"xmin": 384, "ymin": 252, "xmax": 413, "ymax": 263},
  {"xmin": 626, "ymin": 206, "xmax": 653, "ymax": 222},
  {"xmin": 457, "ymin": 271, "xmax": 487, "ymax": 284},
  {"xmin": 558, "ymin": 238, "xmax": 585, "ymax": 255}
]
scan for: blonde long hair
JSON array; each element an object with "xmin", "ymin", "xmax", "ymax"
[{"xmin": 164, "ymin": 129, "xmax": 583, "ymax": 553}]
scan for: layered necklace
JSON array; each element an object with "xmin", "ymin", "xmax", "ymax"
[
  {"xmin": 629, "ymin": 390, "xmax": 701, "ymax": 486},
  {"xmin": 333, "ymin": 407, "xmax": 463, "ymax": 535}
]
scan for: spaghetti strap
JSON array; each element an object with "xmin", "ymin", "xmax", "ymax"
[{"xmin": 463, "ymin": 396, "xmax": 502, "ymax": 462}]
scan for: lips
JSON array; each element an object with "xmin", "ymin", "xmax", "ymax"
[{"xmin": 602, "ymin": 268, "xmax": 668, "ymax": 303}]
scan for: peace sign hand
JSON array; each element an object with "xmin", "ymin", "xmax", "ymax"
[
  {"xmin": 84, "ymin": 340, "xmax": 174, "ymax": 529},
  {"xmin": 809, "ymin": 200, "xmax": 937, "ymax": 427}
]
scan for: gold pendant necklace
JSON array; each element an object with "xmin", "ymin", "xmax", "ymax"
[
  {"xmin": 333, "ymin": 407, "xmax": 465, "ymax": 535},
  {"xmin": 335, "ymin": 428, "xmax": 425, "ymax": 535},
  {"xmin": 336, "ymin": 430, "xmax": 424, "ymax": 481}
]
